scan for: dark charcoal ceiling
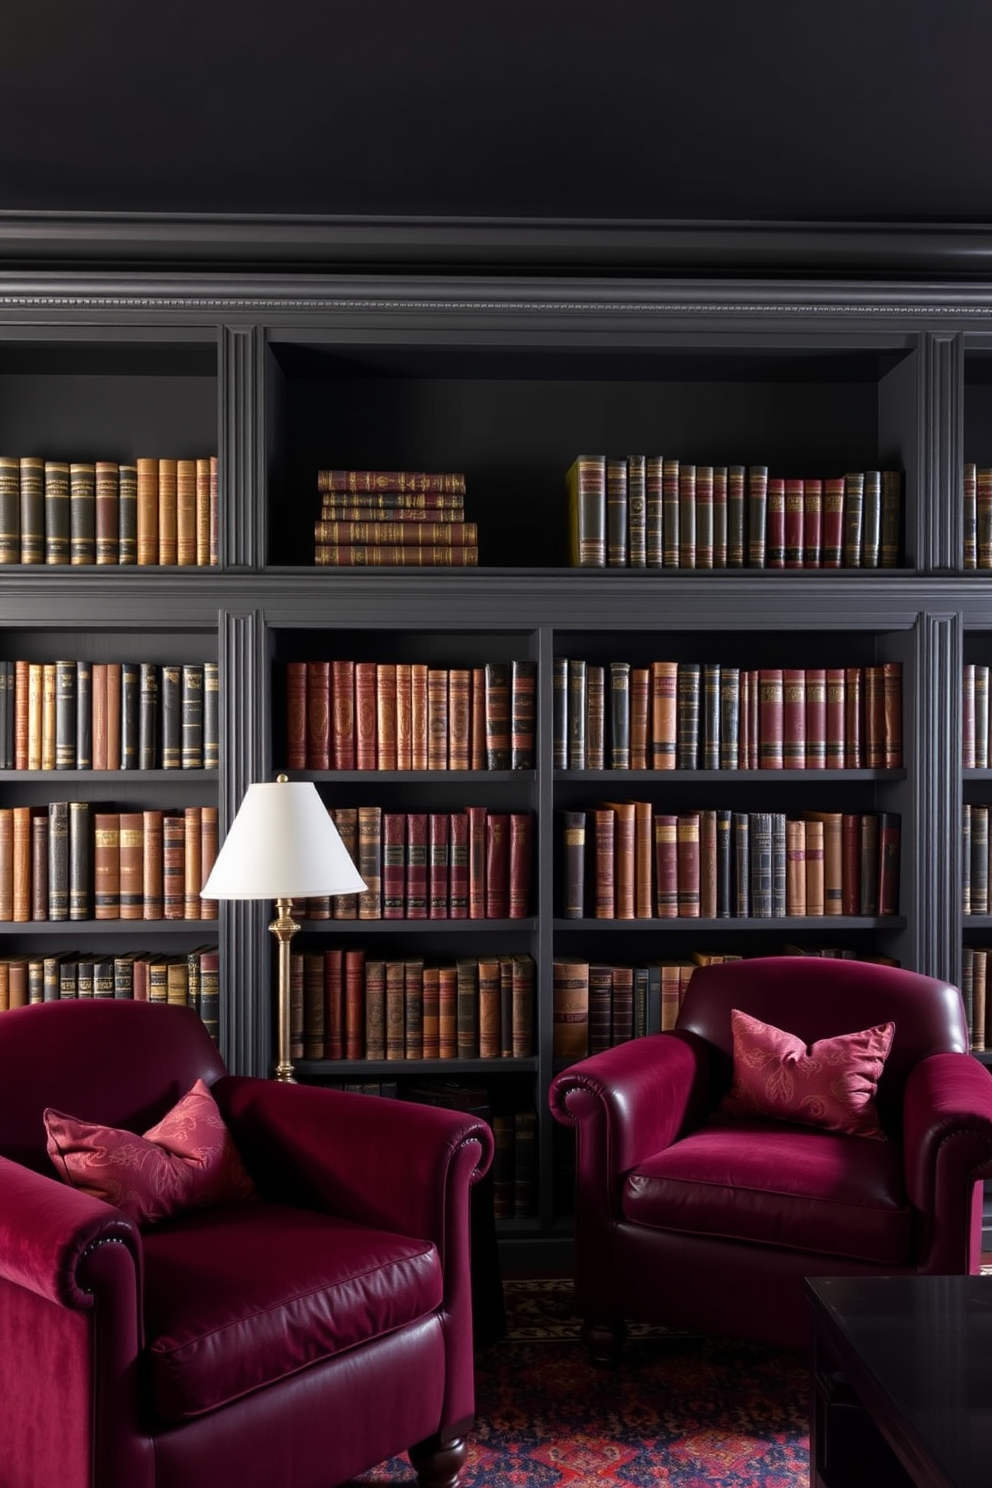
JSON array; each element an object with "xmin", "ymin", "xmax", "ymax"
[{"xmin": 0, "ymin": 0, "xmax": 990, "ymax": 227}]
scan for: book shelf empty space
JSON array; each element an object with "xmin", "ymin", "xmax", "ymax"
[{"xmin": 262, "ymin": 337, "xmax": 917, "ymax": 570}]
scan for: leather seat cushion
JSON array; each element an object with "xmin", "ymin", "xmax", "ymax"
[
  {"xmin": 622, "ymin": 1116, "xmax": 913, "ymax": 1265},
  {"xmin": 141, "ymin": 1200, "xmax": 443, "ymax": 1421}
]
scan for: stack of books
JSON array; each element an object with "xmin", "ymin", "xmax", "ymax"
[{"xmin": 313, "ymin": 469, "xmax": 478, "ymax": 566}]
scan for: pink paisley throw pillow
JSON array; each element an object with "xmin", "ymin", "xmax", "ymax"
[
  {"xmin": 720, "ymin": 1009, "xmax": 895, "ymax": 1140},
  {"xmin": 44, "ymin": 1078, "xmax": 255, "ymax": 1227}
]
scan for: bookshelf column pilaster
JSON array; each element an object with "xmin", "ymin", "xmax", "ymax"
[
  {"xmin": 917, "ymin": 332, "xmax": 964, "ymax": 573},
  {"xmin": 220, "ymin": 324, "xmax": 262, "ymax": 570},
  {"xmin": 218, "ymin": 607, "xmax": 269, "ymax": 1076},
  {"xmin": 913, "ymin": 611, "xmax": 962, "ymax": 980}
]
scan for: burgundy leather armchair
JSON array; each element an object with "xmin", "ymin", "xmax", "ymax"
[
  {"xmin": 0, "ymin": 999, "xmax": 493, "ymax": 1488},
  {"xmin": 549, "ymin": 956, "xmax": 992, "ymax": 1355}
]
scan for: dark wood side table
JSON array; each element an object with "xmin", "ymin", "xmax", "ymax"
[{"xmin": 806, "ymin": 1275, "xmax": 992, "ymax": 1488}]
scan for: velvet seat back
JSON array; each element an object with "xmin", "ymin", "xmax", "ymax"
[
  {"xmin": 677, "ymin": 956, "xmax": 969, "ymax": 1131},
  {"xmin": 0, "ymin": 1001, "xmax": 227, "ymax": 1172}
]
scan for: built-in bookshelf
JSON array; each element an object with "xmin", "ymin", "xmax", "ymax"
[{"xmin": 5, "ymin": 236, "xmax": 992, "ymax": 1259}]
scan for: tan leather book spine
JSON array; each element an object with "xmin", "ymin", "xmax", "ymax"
[
  {"xmin": 105, "ymin": 662, "xmax": 122, "ymax": 771},
  {"xmin": 176, "ymin": 457, "xmax": 197, "ymax": 566},
  {"xmin": 41, "ymin": 663, "xmax": 56, "ymax": 771},
  {"xmin": 12, "ymin": 805, "xmax": 32, "ymax": 921},
  {"xmin": 330, "ymin": 658, "xmax": 355, "ymax": 770},
  {"xmin": 593, "ymin": 806, "xmax": 616, "ymax": 918},
  {"xmin": 354, "ymin": 661, "xmax": 377, "ymax": 770},
  {"xmin": 14, "ymin": 659, "xmax": 29, "ymax": 769},
  {"xmin": 438, "ymin": 964, "xmax": 457, "ymax": 1058},
  {"xmin": 184, "ymin": 806, "xmax": 202, "ymax": 919},
  {"xmin": 805, "ymin": 817, "xmax": 825, "ymax": 916},
  {"xmin": 410, "ymin": 662, "xmax": 429, "ymax": 770},
  {"xmin": 91, "ymin": 663, "xmax": 107, "ymax": 771},
  {"xmin": 209, "ymin": 455, "xmax": 219, "ymax": 566},
  {"xmin": 167, "ymin": 958, "xmax": 189, "ymax": 1007},
  {"xmin": 427, "ymin": 667, "xmax": 448, "ymax": 769},
  {"xmin": 477, "ymin": 955, "xmax": 501, "ymax": 1058},
  {"xmin": 0, "ymin": 962, "xmax": 9, "ymax": 1011},
  {"xmin": 470, "ymin": 666, "xmax": 487, "ymax": 770},
  {"xmin": 552, "ymin": 958, "xmax": 589, "ymax": 1058},
  {"xmin": 196, "ymin": 457, "xmax": 212, "ymax": 567},
  {"xmin": 403, "ymin": 956, "xmax": 423, "ymax": 1058},
  {"xmin": 0, "ymin": 808, "xmax": 13, "ymax": 920},
  {"xmin": 786, "ymin": 818, "xmax": 807, "ymax": 914},
  {"xmin": 630, "ymin": 666, "xmax": 651, "ymax": 769},
  {"xmin": 650, "ymin": 660, "xmax": 677, "ymax": 769},
  {"xmin": 136, "ymin": 457, "xmax": 159, "ymax": 566},
  {"xmin": 421, "ymin": 964, "xmax": 440, "ymax": 1059},
  {"xmin": 139, "ymin": 807, "xmax": 161, "ymax": 918},
  {"xmin": 93, "ymin": 811, "xmax": 120, "ymax": 919},
  {"xmin": 448, "ymin": 667, "xmax": 471, "ymax": 769},
  {"xmin": 7, "ymin": 958, "xmax": 28, "ymax": 1009},
  {"xmin": 199, "ymin": 806, "xmax": 218, "ymax": 918},
  {"xmin": 157, "ymin": 457, "xmax": 178, "ymax": 566},
  {"xmin": 27, "ymin": 662, "xmax": 43, "ymax": 771},
  {"xmin": 375, "ymin": 662, "xmax": 397, "ymax": 770},
  {"xmin": 601, "ymin": 801, "xmax": 636, "ymax": 919},
  {"xmin": 634, "ymin": 800, "xmax": 653, "ymax": 918},
  {"xmin": 118, "ymin": 811, "xmax": 144, "ymax": 920}
]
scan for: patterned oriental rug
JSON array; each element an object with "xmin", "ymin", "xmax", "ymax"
[{"xmin": 351, "ymin": 1278, "xmax": 810, "ymax": 1487}]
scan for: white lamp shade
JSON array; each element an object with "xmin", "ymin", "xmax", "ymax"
[{"xmin": 200, "ymin": 779, "xmax": 366, "ymax": 900}]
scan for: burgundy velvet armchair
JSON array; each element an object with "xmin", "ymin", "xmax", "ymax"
[
  {"xmin": 0, "ymin": 999, "xmax": 493, "ymax": 1488},
  {"xmin": 549, "ymin": 956, "xmax": 992, "ymax": 1356}
]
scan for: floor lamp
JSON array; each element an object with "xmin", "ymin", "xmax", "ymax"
[{"xmin": 200, "ymin": 775, "xmax": 366, "ymax": 1081}]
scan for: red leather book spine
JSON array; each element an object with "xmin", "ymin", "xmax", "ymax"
[
  {"xmin": 142, "ymin": 809, "xmax": 163, "ymax": 919},
  {"xmin": 485, "ymin": 811, "xmax": 510, "ymax": 919},
  {"xmin": 782, "ymin": 668, "xmax": 806, "ymax": 769},
  {"xmin": 758, "ymin": 668, "xmax": 784, "ymax": 769},
  {"xmin": 805, "ymin": 668, "xmax": 827, "ymax": 769},
  {"xmin": 653, "ymin": 813, "xmax": 678, "ymax": 918},
  {"xmin": 784, "ymin": 477, "xmax": 804, "ymax": 567},
  {"xmin": 509, "ymin": 811, "xmax": 532, "ymax": 919},
  {"xmin": 427, "ymin": 668, "xmax": 448, "ymax": 769},
  {"xmin": 410, "ymin": 662, "xmax": 429, "ymax": 770},
  {"xmin": 845, "ymin": 666, "xmax": 864, "ymax": 768},
  {"xmin": 363, "ymin": 958, "xmax": 385, "ymax": 1059},
  {"xmin": 382, "ymin": 812, "xmax": 406, "ymax": 919},
  {"xmin": 162, "ymin": 812, "xmax": 185, "ymax": 920},
  {"xmin": 286, "ymin": 662, "xmax": 307, "ymax": 769},
  {"xmin": 375, "ymin": 663, "xmax": 397, "ymax": 771},
  {"xmin": 826, "ymin": 668, "xmax": 846, "ymax": 768},
  {"xmin": 305, "ymin": 660, "xmax": 330, "ymax": 770},
  {"xmin": 466, "ymin": 804, "xmax": 487, "ymax": 919},
  {"xmin": 323, "ymin": 947, "xmax": 344, "ymax": 1059},
  {"xmin": 804, "ymin": 477, "xmax": 823, "ymax": 567},
  {"xmin": 864, "ymin": 665, "xmax": 886, "ymax": 769},
  {"xmin": 603, "ymin": 801, "xmax": 635, "ymax": 919},
  {"xmin": 429, "ymin": 811, "xmax": 450, "ymax": 918},
  {"xmin": 448, "ymin": 667, "xmax": 471, "ymax": 770},
  {"xmin": 766, "ymin": 477, "xmax": 786, "ymax": 567},
  {"xmin": 395, "ymin": 662, "xmax": 412, "ymax": 770},
  {"xmin": 405, "ymin": 811, "xmax": 428, "ymax": 919},
  {"xmin": 841, "ymin": 812, "xmax": 861, "ymax": 914},
  {"xmin": 448, "ymin": 811, "xmax": 468, "ymax": 918},
  {"xmin": 344, "ymin": 947, "xmax": 365, "ymax": 1059},
  {"xmin": 354, "ymin": 662, "xmax": 378, "ymax": 770},
  {"xmin": 677, "ymin": 811, "xmax": 701, "ymax": 917},
  {"xmin": 510, "ymin": 659, "xmax": 536, "ymax": 770},
  {"xmin": 883, "ymin": 662, "xmax": 903, "ymax": 768},
  {"xmin": 593, "ymin": 806, "xmax": 616, "ymax": 919},
  {"xmin": 823, "ymin": 476, "xmax": 845, "ymax": 568},
  {"xmin": 331, "ymin": 659, "xmax": 355, "ymax": 770},
  {"xmin": 650, "ymin": 659, "xmax": 677, "ymax": 769}
]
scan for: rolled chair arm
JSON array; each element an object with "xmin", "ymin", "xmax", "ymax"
[
  {"xmin": 0, "ymin": 1154, "xmax": 140, "ymax": 1310},
  {"xmin": 902, "ymin": 1052, "xmax": 992, "ymax": 1270}
]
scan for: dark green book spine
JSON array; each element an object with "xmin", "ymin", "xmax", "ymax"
[
  {"xmin": 203, "ymin": 661, "xmax": 219, "ymax": 769},
  {"xmin": 0, "ymin": 456, "xmax": 19, "ymax": 564},
  {"xmin": 628, "ymin": 455, "xmax": 647, "ymax": 567},
  {"xmin": 55, "ymin": 660, "xmax": 77, "ymax": 769},
  {"xmin": 677, "ymin": 661, "xmax": 701, "ymax": 770},
  {"xmin": 161, "ymin": 664, "xmax": 182, "ymax": 769},
  {"xmin": 567, "ymin": 658, "xmax": 587, "ymax": 770},
  {"xmin": 552, "ymin": 655, "xmax": 568, "ymax": 769},
  {"xmin": 606, "ymin": 457, "xmax": 628, "ymax": 567},
  {"xmin": 19, "ymin": 456, "xmax": 45, "ymax": 565},
  {"xmin": 646, "ymin": 454, "xmax": 663, "ymax": 567},
  {"xmin": 608, "ymin": 660, "xmax": 630, "ymax": 770},
  {"xmin": 69, "ymin": 462, "xmax": 96, "ymax": 565},
  {"xmin": 44, "ymin": 460, "xmax": 70, "ymax": 565},
  {"xmin": 48, "ymin": 800, "xmax": 69, "ymax": 921},
  {"xmin": 118, "ymin": 463, "xmax": 137, "ymax": 565},
  {"xmin": 702, "ymin": 662, "xmax": 721, "ymax": 770},
  {"xmin": 75, "ymin": 661, "xmax": 92, "ymax": 770},
  {"xmin": 733, "ymin": 811, "xmax": 750, "ymax": 917},
  {"xmin": 181, "ymin": 663, "xmax": 204, "ymax": 769},
  {"xmin": 139, "ymin": 663, "xmax": 159, "ymax": 769},
  {"xmin": 68, "ymin": 800, "xmax": 91, "ymax": 920},
  {"xmin": 749, "ymin": 811, "xmax": 773, "ymax": 918},
  {"xmin": 716, "ymin": 808, "xmax": 733, "ymax": 918},
  {"xmin": 843, "ymin": 471, "xmax": 865, "ymax": 568},
  {"xmin": 120, "ymin": 662, "xmax": 140, "ymax": 770},
  {"xmin": 861, "ymin": 469, "xmax": 881, "ymax": 568}
]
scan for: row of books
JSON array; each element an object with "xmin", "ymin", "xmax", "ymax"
[
  {"xmin": 291, "ymin": 949, "xmax": 536, "ymax": 1061},
  {"xmin": 0, "ymin": 660, "xmax": 218, "ymax": 771},
  {"xmin": 561, "ymin": 806, "xmax": 902, "ymax": 920},
  {"xmin": 0, "ymin": 804, "xmax": 218, "ymax": 922},
  {"xmin": 554, "ymin": 658, "xmax": 903, "ymax": 771},
  {"xmin": 960, "ymin": 944, "xmax": 992, "ymax": 1051},
  {"xmin": 962, "ymin": 465, "xmax": 992, "ymax": 571},
  {"xmin": 962, "ymin": 804, "xmax": 992, "ymax": 914},
  {"xmin": 566, "ymin": 456, "xmax": 903, "ymax": 569},
  {"xmin": 286, "ymin": 658, "xmax": 536, "ymax": 771},
  {"xmin": 963, "ymin": 663, "xmax": 992, "ymax": 767},
  {"xmin": 293, "ymin": 806, "xmax": 532, "ymax": 922},
  {"xmin": 313, "ymin": 469, "xmax": 479, "ymax": 566},
  {"xmin": 0, "ymin": 455, "xmax": 218, "ymax": 566},
  {"xmin": 0, "ymin": 945, "xmax": 219, "ymax": 1040}
]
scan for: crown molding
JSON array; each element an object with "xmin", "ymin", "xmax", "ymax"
[{"xmin": 0, "ymin": 211, "xmax": 992, "ymax": 278}]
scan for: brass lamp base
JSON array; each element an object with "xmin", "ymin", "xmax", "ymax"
[{"xmin": 269, "ymin": 897, "xmax": 299, "ymax": 1082}]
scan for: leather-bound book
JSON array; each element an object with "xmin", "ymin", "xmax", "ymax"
[
  {"xmin": 677, "ymin": 661, "xmax": 700, "ymax": 770},
  {"xmin": 965, "ymin": 664, "xmax": 978, "ymax": 769},
  {"xmin": 410, "ymin": 661, "xmax": 429, "ymax": 770},
  {"xmin": 702, "ymin": 663, "xmax": 721, "ymax": 771},
  {"xmin": 561, "ymin": 809, "xmax": 587, "ymax": 919},
  {"xmin": 208, "ymin": 455, "xmax": 219, "ymax": 567},
  {"xmin": 136, "ymin": 457, "xmax": 159, "ymax": 566},
  {"xmin": 650, "ymin": 660, "xmax": 677, "ymax": 769},
  {"xmin": 825, "ymin": 668, "xmax": 846, "ymax": 768},
  {"xmin": 748, "ymin": 811, "xmax": 773, "ymax": 918},
  {"xmin": 758, "ymin": 668, "xmax": 784, "ymax": 769},
  {"xmin": 26, "ymin": 662, "xmax": 42, "ymax": 771},
  {"xmin": 510, "ymin": 659, "xmax": 536, "ymax": 770},
  {"xmin": 712, "ymin": 465, "xmax": 728, "ymax": 567},
  {"xmin": 69, "ymin": 462, "xmax": 96, "ymax": 565},
  {"xmin": 160, "ymin": 664, "xmax": 181, "ymax": 770},
  {"xmin": 630, "ymin": 667, "xmax": 650, "ymax": 769},
  {"xmin": 184, "ymin": 806, "xmax": 202, "ymax": 919},
  {"xmin": 859, "ymin": 813, "xmax": 880, "ymax": 916},
  {"xmin": 805, "ymin": 668, "xmax": 827, "ymax": 769},
  {"xmin": 40, "ymin": 663, "xmax": 56, "ymax": 771},
  {"xmin": 466, "ymin": 805, "xmax": 487, "ymax": 919},
  {"xmin": 421, "ymin": 964, "xmax": 440, "ymax": 1059},
  {"xmin": 627, "ymin": 453, "xmax": 647, "ymax": 567},
  {"xmin": 438, "ymin": 964, "xmax": 458, "ymax": 1058},
  {"xmin": 456, "ymin": 957, "xmax": 479, "ymax": 1057},
  {"xmin": 406, "ymin": 812, "xmax": 429, "ymax": 919},
  {"xmin": 363, "ymin": 957, "xmax": 385, "ymax": 1060},
  {"xmin": 394, "ymin": 662, "xmax": 413, "ymax": 770},
  {"xmin": 719, "ymin": 666, "xmax": 740, "ymax": 770},
  {"xmin": 313, "ymin": 543, "xmax": 479, "ymax": 567},
  {"xmin": 676, "ymin": 812, "xmax": 701, "ymax": 918},
  {"xmin": 55, "ymin": 659, "xmax": 77, "ymax": 769},
  {"xmin": 972, "ymin": 950, "xmax": 987, "ymax": 1053},
  {"xmin": 322, "ymin": 947, "xmax": 344, "ymax": 1059},
  {"xmin": 662, "ymin": 457, "xmax": 681, "ymax": 568},
  {"xmin": 963, "ymin": 805, "xmax": 972, "ymax": 915},
  {"xmin": 678, "ymin": 463, "xmax": 696, "ymax": 569},
  {"xmin": 511, "ymin": 953, "xmax": 535, "ymax": 1057},
  {"xmin": 695, "ymin": 464, "xmax": 714, "ymax": 569},
  {"xmin": 553, "ymin": 656, "xmax": 568, "ymax": 768},
  {"xmin": 331, "ymin": 807, "xmax": 359, "ymax": 918},
  {"xmin": 699, "ymin": 808, "xmax": 717, "ymax": 919},
  {"xmin": 805, "ymin": 811, "xmax": 843, "ymax": 916},
  {"xmin": 732, "ymin": 812, "xmax": 750, "ymax": 917},
  {"xmin": 375, "ymin": 663, "xmax": 397, "ymax": 770},
  {"xmin": 653, "ymin": 812, "xmax": 677, "ymax": 918},
  {"xmin": 592, "ymin": 806, "xmax": 616, "ymax": 919},
  {"xmin": 485, "ymin": 811, "xmax": 510, "ymax": 919},
  {"xmin": 478, "ymin": 956, "xmax": 501, "ymax": 1058},
  {"xmin": 606, "ymin": 456, "xmax": 628, "ymax": 567},
  {"xmin": 586, "ymin": 663, "xmax": 605, "ymax": 769},
  {"xmin": 508, "ymin": 811, "xmax": 532, "ymax": 920},
  {"xmin": 747, "ymin": 465, "xmax": 768, "ymax": 569},
  {"xmin": 782, "ymin": 668, "xmax": 806, "ymax": 769},
  {"xmin": 195, "ymin": 948, "xmax": 219, "ymax": 1043},
  {"xmin": 44, "ymin": 460, "xmax": 70, "ymax": 565},
  {"xmin": 157, "ymin": 457, "xmax": 178, "ymax": 566},
  {"xmin": 552, "ymin": 959, "xmax": 589, "ymax": 1058},
  {"xmin": 355, "ymin": 661, "xmax": 378, "ymax": 769},
  {"xmin": 449, "ymin": 811, "xmax": 468, "ymax": 918},
  {"xmin": 862, "ymin": 470, "xmax": 882, "ymax": 568},
  {"xmin": 567, "ymin": 658, "xmax": 587, "ymax": 770},
  {"xmin": 864, "ymin": 665, "xmax": 886, "ymax": 770},
  {"xmin": 68, "ymin": 800, "xmax": 91, "ymax": 920},
  {"xmin": 426, "ymin": 667, "xmax": 448, "ymax": 770},
  {"xmin": 464, "ymin": 665, "xmax": 484, "ymax": 770},
  {"xmin": 142, "ymin": 808, "xmax": 163, "ymax": 919},
  {"xmin": 845, "ymin": 666, "xmax": 864, "ymax": 769},
  {"xmin": 716, "ymin": 808, "xmax": 733, "ymax": 917},
  {"xmin": 841, "ymin": 812, "xmax": 861, "ymax": 916},
  {"xmin": 12, "ymin": 659, "xmax": 28, "ymax": 770},
  {"xmin": 591, "ymin": 964, "xmax": 615, "ymax": 1045},
  {"xmin": 194, "ymin": 457, "xmax": 212, "ymax": 568},
  {"xmin": 843, "ymin": 471, "xmax": 865, "ymax": 567},
  {"xmin": 303, "ymin": 952, "xmax": 325, "ymax": 1059},
  {"xmin": 119, "ymin": 811, "xmax": 144, "ymax": 920},
  {"xmin": 877, "ymin": 812, "xmax": 901, "ymax": 917},
  {"xmin": 180, "ymin": 664, "xmax": 203, "ymax": 771},
  {"xmin": 317, "ymin": 470, "xmax": 467, "ymax": 497},
  {"xmin": 286, "ymin": 661, "xmax": 307, "ymax": 769},
  {"xmin": 30, "ymin": 810, "xmax": 48, "ymax": 920},
  {"xmin": 483, "ymin": 662, "xmax": 511, "ymax": 770},
  {"xmin": 162, "ymin": 813, "xmax": 186, "ymax": 920},
  {"xmin": 0, "ymin": 808, "xmax": 14, "ymax": 920},
  {"xmin": 429, "ymin": 812, "xmax": 449, "ymax": 918},
  {"xmin": 305, "ymin": 660, "xmax": 330, "ymax": 771},
  {"xmin": 822, "ymin": 475, "xmax": 845, "ymax": 568},
  {"xmin": 646, "ymin": 454, "xmax": 664, "ymax": 566},
  {"xmin": 602, "ymin": 800, "xmax": 635, "ymax": 919},
  {"xmin": 805, "ymin": 816, "xmax": 825, "ymax": 916},
  {"xmin": 726, "ymin": 463, "xmax": 746, "ymax": 568},
  {"xmin": 114, "ymin": 462, "xmax": 136, "ymax": 565},
  {"xmin": 344, "ymin": 948, "xmax": 365, "ymax": 1059},
  {"xmin": 883, "ymin": 661, "xmax": 903, "ymax": 768},
  {"xmin": 75, "ymin": 659, "xmax": 92, "ymax": 771},
  {"xmin": 329, "ymin": 658, "xmax": 355, "ymax": 769},
  {"xmin": 120, "ymin": 662, "xmax": 139, "ymax": 770},
  {"xmin": 176, "ymin": 458, "xmax": 197, "ymax": 566},
  {"xmin": 448, "ymin": 667, "xmax": 471, "ymax": 770},
  {"xmin": 784, "ymin": 477, "xmax": 804, "ymax": 568},
  {"xmin": 102, "ymin": 662, "xmax": 121, "ymax": 771},
  {"xmin": 382, "ymin": 812, "xmax": 406, "ymax": 920},
  {"xmin": 59, "ymin": 956, "xmax": 79, "ymax": 1001},
  {"xmin": 357, "ymin": 805, "xmax": 382, "ymax": 919},
  {"xmin": 804, "ymin": 477, "xmax": 823, "ymax": 567},
  {"xmin": 288, "ymin": 953, "xmax": 304, "ymax": 1058},
  {"xmin": 611, "ymin": 965, "xmax": 634, "ymax": 1044},
  {"xmin": 772, "ymin": 812, "xmax": 787, "ymax": 916},
  {"xmin": 93, "ymin": 811, "xmax": 120, "ymax": 919},
  {"xmin": 18, "ymin": 456, "xmax": 44, "ymax": 565},
  {"xmin": 566, "ymin": 454, "xmax": 606, "ymax": 568},
  {"xmin": 609, "ymin": 661, "xmax": 631, "ymax": 770},
  {"xmin": 403, "ymin": 958, "xmax": 424, "ymax": 1059},
  {"xmin": 94, "ymin": 460, "xmax": 120, "ymax": 565},
  {"xmin": 138, "ymin": 663, "xmax": 160, "ymax": 770}
]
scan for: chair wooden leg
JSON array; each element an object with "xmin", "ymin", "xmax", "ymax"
[
  {"xmin": 580, "ymin": 1317, "xmax": 628, "ymax": 1367},
  {"xmin": 409, "ymin": 1434, "xmax": 467, "ymax": 1488}
]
